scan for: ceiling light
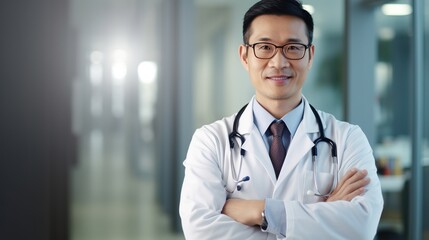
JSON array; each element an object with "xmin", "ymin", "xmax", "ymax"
[
  {"xmin": 381, "ymin": 4, "xmax": 412, "ymax": 16},
  {"xmin": 138, "ymin": 61, "xmax": 158, "ymax": 84}
]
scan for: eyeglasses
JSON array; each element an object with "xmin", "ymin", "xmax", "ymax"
[{"xmin": 246, "ymin": 42, "xmax": 310, "ymax": 60}]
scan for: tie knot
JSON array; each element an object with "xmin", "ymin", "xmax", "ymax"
[{"xmin": 270, "ymin": 121, "xmax": 285, "ymax": 137}]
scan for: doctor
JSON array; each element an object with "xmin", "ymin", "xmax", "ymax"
[{"xmin": 179, "ymin": 0, "xmax": 384, "ymax": 239}]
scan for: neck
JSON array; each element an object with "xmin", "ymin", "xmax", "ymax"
[{"xmin": 256, "ymin": 95, "xmax": 302, "ymax": 119}]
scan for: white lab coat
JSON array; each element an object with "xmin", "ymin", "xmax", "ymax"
[{"xmin": 179, "ymin": 96, "xmax": 384, "ymax": 240}]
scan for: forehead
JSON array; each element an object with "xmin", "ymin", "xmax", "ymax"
[{"xmin": 248, "ymin": 15, "xmax": 308, "ymax": 43}]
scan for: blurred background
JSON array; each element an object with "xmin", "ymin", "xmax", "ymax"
[{"xmin": 0, "ymin": 0, "xmax": 428, "ymax": 239}]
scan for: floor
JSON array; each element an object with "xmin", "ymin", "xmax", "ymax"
[{"xmin": 70, "ymin": 129, "xmax": 185, "ymax": 240}]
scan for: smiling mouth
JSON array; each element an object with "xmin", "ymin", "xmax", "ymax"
[{"xmin": 267, "ymin": 75, "xmax": 291, "ymax": 81}]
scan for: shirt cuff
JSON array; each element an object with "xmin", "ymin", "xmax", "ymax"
[{"xmin": 261, "ymin": 198, "xmax": 286, "ymax": 237}]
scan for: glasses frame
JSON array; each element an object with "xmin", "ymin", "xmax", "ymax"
[{"xmin": 245, "ymin": 42, "xmax": 311, "ymax": 60}]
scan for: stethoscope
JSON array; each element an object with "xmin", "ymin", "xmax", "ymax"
[{"xmin": 225, "ymin": 103, "xmax": 338, "ymax": 198}]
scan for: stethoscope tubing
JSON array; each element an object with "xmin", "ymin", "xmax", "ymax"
[{"xmin": 226, "ymin": 103, "xmax": 339, "ymax": 196}]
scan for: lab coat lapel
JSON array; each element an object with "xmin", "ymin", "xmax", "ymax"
[
  {"xmin": 236, "ymin": 96, "xmax": 324, "ymax": 186},
  {"xmin": 277, "ymin": 99, "xmax": 320, "ymax": 182},
  {"xmin": 242, "ymin": 128, "xmax": 277, "ymax": 185},
  {"xmin": 238, "ymin": 97, "xmax": 278, "ymax": 185}
]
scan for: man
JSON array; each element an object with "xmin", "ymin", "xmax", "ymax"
[{"xmin": 179, "ymin": 0, "xmax": 384, "ymax": 239}]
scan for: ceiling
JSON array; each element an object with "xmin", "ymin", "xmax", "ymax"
[{"xmin": 194, "ymin": 0, "xmax": 417, "ymax": 36}]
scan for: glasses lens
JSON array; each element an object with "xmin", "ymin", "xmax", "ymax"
[
  {"xmin": 283, "ymin": 44, "xmax": 306, "ymax": 60},
  {"xmin": 254, "ymin": 43, "xmax": 276, "ymax": 59}
]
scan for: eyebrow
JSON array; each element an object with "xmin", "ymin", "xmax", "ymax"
[{"xmin": 255, "ymin": 37, "xmax": 304, "ymax": 43}]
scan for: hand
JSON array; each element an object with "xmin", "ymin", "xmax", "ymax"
[
  {"xmin": 221, "ymin": 199, "xmax": 265, "ymax": 226},
  {"xmin": 326, "ymin": 168, "xmax": 370, "ymax": 202}
]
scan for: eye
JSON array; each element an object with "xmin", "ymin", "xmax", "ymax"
[
  {"xmin": 257, "ymin": 43, "xmax": 274, "ymax": 51},
  {"xmin": 287, "ymin": 44, "xmax": 304, "ymax": 51}
]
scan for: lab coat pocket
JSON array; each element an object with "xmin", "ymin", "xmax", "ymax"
[{"xmin": 303, "ymin": 170, "xmax": 334, "ymax": 203}]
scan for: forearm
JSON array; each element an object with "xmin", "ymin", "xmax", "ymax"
[
  {"xmin": 180, "ymin": 177, "xmax": 267, "ymax": 239},
  {"xmin": 222, "ymin": 198, "xmax": 287, "ymax": 237},
  {"xmin": 283, "ymin": 170, "xmax": 381, "ymax": 239},
  {"xmin": 284, "ymin": 195, "xmax": 383, "ymax": 239},
  {"xmin": 221, "ymin": 194, "xmax": 382, "ymax": 240},
  {"xmin": 221, "ymin": 167, "xmax": 381, "ymax": 239},
  {"xmin": 221, "ymin": 199, "xmax": 265, "ymax": 226},
  {"xmin": 180, "ymin": 206, "xmax": 263, "ymax": 239}
]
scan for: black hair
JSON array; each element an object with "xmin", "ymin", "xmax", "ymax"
[{"xmin": 242, "ymin": 0, "xmax": 314, "ymax": 45}]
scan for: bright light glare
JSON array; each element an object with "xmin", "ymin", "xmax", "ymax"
[
  {"xmin": 138, "ymin": 61, "xmax": 158, "ymax": 84},
  {"xmin": 112, "ymin": 62, "xmax": 127, "ymax": 80},
  {"xmin": 381, "ymin": 4, "xmax": 412, "ymax": 16},
  {"xmin": 303, "ymin": 4, "xmax": 315, "ymax": 15},
  {"xmin": 111, "ymin": 49, "xmax": 127, "ymax": 81}
]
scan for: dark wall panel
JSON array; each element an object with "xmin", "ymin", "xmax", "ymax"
[{"xmin": 0, "ymin": 1, "xmax": 75, "ymax": 240}]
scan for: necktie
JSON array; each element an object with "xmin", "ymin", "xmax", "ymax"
[{"xmin": 269, "ymin": 121, "xmax": 288, "ymax": 178}]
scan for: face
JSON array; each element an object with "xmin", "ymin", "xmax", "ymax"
[{"xmin": 239, "ymin": 14, "xmax": 315, "ymax": 109}]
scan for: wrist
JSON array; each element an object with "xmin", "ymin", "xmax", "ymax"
[{"xmin": 252, "ymin": 200, "xmax": 265, "ymax": 226}]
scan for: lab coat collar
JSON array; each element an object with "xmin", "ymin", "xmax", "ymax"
[
  {"xmin": 237, "ymin": 95, "xmax": 323, "ymax": 136},
  {"xmin": 236, "ymin": 96, "xmax": 255, "ymax": 136},
  {"xmin": 237, "ymin": 95, "xmax": 325, "ymax": 185},
  {"xmin": 301, "ymin": 96, "xmax": 323, "ymax": 134}
]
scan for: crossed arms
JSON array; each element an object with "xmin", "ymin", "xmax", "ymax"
[
  {"xmin": 222, "ymin": 168, "xmax": 370, "ymax": 226},
  {"xmin": 180, "ymin": 125, "xmax": 384, "ymax": 239}
]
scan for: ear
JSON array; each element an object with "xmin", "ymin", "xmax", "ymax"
[
  {"xmin": 308, "ymin": 44, "xmax": 315, "ymax": 69},
  {"xmin": 238, "ymin": 45, "xmax": 249, "ymax": 71}
]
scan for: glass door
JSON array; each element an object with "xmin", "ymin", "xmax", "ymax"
[{"xmin": 374, "ymin": 1, "xmax": 428, "ymax": 239}]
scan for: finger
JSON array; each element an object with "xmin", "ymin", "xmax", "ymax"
[
  {"xmin": 346, "ymin": 177, "xmax": 370, "ymax": 193},
  {"xmin": 334, "ymin": 168, "xmax": 359, "ymax": 192},
  {"xmin": 334, "ymin": 168, "xmax": 359, "ymax": 193},
  {"xmin": 337, "ymin": 169, "xmax": 368, "ymax": 195},
  {"xmin": 334, "ymin": 170, "xmax": 369, "ymax": 197},
  {"xmin": 338, "ymin": 168, "xmax": 359, "ymax": 186},
  {"xmin": 327, "ymin": 180, "xmax": 368, "ymax": 202},
  {"xmin": 330, "ymin": 168, "xmax": 357, "ymax": 196},
  {"xmin": 343, "ymin": 169, "xmax": 368, "ymax": 186},
  {"xmin": 336, "ymin": 177, "xmax": 370, "ymax": 200},
  {"xmin": 342, "ymin": 187, "xmax": 366, "ymax": 201}
]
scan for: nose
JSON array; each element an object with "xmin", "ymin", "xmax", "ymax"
[{"xmin": 268, "ymin": 48, "xmax": 291, "ymax": 69}]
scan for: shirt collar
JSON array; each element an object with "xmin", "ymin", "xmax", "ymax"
[{"xmin": 253, "ymin": 97, "xmax": 305, "ymax": 138}]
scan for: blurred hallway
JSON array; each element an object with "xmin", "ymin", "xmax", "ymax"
[
  {"xmin": 70, "ymin": 129, "xmax": 184, "ymax": 240},
  {"xmin": 1, "ymin": 0, "xmax": 428, "ymax": 239}
]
